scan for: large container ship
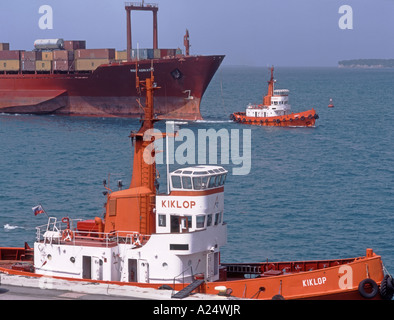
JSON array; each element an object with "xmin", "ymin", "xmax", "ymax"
[{"xmin": 0, "ymin": 2, "xmax": 224, "ymax": 120}]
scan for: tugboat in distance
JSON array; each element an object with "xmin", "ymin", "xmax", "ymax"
[{"xmin": 231, "ymin": 66, "xmax": 319, "ymax": 127}]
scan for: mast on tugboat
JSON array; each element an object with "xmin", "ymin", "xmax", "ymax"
[{"xmin": 103, "ymin": 62, "xmax": 162, "ymax": 236}]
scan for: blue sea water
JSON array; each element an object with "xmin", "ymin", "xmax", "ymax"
[{"xmin": 1, "ymin": 66, "xmax": 393, "ymax": 274}]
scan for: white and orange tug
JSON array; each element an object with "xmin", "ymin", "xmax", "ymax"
[{"xmin": 231, "ymin": 66, "xmax": 319, "ymax": 127}]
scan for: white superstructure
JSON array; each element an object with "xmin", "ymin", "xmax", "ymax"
[
  {"xmin": 34, "ymin": 165, "xmax": 228, "ymax": 285},
  {"xmin": 245, "ymin": 89, "xmax": 291, "ymax": 118}
]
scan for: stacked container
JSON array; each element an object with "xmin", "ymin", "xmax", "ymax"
[
  {"xmin": 53, "ymin": 50, "xmax": 75, "ymax": 72},
  {"xmin": 131, "ymin": 49, "xmax": 154, "ymax": 60},
  {"xmin": 74, "ymin": 48, "xmax": 115, "ymax": 71},
  {"xmin": 21, "ymin": 51, "xmax": 42, "ymax": 72},
  {"xmin": 64, "ymin": 40, "xmax": 86, "ymax": 51},
  {"xmin": 0, "ymin": 50, "xmax": 22, "ymax": 71},
  {"xmin": 0, "ymin": 43, "xmax": 10, "ymax": 51},
  {"xmin": 115, "ymin": 50, "xmax": 128, "ymax": 62}
]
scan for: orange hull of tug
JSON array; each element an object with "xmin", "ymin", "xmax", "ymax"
[
  {"xmin": 232, "ymin": 109, "xmax": 317, "ymax": 127},
  {"xmin": 0, "ymin": 248, "xmax": 386, "ymax": 300}
]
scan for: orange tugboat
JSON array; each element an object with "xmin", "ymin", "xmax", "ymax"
[
  {"xmin": 231, "ymin": 67, "xmax": 319, "ymax": 127},
  {"xmin": 0, "ymin": 66, "xmax": 392, "ymax": 300}
]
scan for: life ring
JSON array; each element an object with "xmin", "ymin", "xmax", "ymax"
[
  {"xmin": 62, "ymin": 229, "xmax": 74, "ymax": 242},
  {"xmin": 358, "ymin": 278, "xmax": 378, "ymax": 299}
]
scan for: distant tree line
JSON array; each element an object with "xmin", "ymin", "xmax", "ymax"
[{"xmin": 338, "ymin": 59, "xmax": 394, "ymax": 68}]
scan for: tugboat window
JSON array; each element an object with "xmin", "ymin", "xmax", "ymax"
[
  {"xmin": 192, "ymin": 176, "xmax": 209, "ymax": 190},
  {"xmin": 171, "ymin": 176, "xmax": 182, "ymax": 188},
  {"xmin": 171, "ymin": 216, "xmax": 180, "ymax": 233},
  {"xmin": 207, "ymin": 214, "xmax": 212, "ymax": 226},
  {"xmin": 186, "ymin": 216, "xmax": 192, "ymax": 229},
  {"xmin": 214, "ymin": 213, "xmax": 220, "ymax": 225},
  {"xmin": 196, "ymin": 215, "xmax": 205, "ymax": 228},
  {"xmin": 182, "ymin": 176, "xmax": 192, "ymax": 189},
  {"xmin": 193, "ymin": 177, "xmax": 202, "ymax": 190},
  {"xmin": 158, "ymin": 214, "xmax": 166, "ymax": 227},
  {"xmin": 208, "ymin": 175, "xmax": 217, "ymax": 188}
]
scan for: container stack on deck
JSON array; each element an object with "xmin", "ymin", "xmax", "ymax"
[
  {"xmin": 53, "ymin": 50, "xmax": 75, "ymax": 72},
  {"xmin": 21, "ymin": 51, "xmax": 41, "ymax": 72},
  {"xmin": 0, "ymin": 45, "xmax": 20, "ymax": 72},
  {"xmin": 36, "ymin": 51, "xmax": 53, "ymax": 72},
  {"xmin": 0, "ymin": 39, "xmax": 183, "ymax": 74},
  {"xmin": 74, "ymin": 48, "xmax": 115, "ymax": 71}
]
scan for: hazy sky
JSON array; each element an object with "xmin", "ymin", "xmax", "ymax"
[{"xmin": 1, "ymin": 0, "xmax": 393, "ymax": 66}]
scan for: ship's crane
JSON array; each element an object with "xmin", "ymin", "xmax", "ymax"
[{"xmin": 125, "ymin": 2, "xmax": 159, "ymax": 61}]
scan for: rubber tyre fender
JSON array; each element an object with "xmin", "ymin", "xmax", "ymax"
[
  {"xmin": 272, "ymin": 294, "xmax": 285, "ymax": 300},
  {"xmin": 380, "ymin": 275, "xmax": 394, "ymax": 300},
  {"xmin": 358, "ymin": 278, "xmax": 379, "ymax": 299}
]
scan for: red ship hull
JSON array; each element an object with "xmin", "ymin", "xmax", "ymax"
[
  {"xmin": 0, "ymin": 55, "xmax": 224, "ymax": 120},
  {"xmin": 232, "ymin": 109, "xmax": 318, "ymax": 127}
]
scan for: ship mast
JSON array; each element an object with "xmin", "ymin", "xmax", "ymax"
[
  {"xmin": 263, "ymin": 66, "xmax": 275, "ymax": 106},
  {"xmin": 184, "ymin": 29, "xmax": 190, "ymax": 56},
  {"xmin": 103, "ymin": 62, "xmax": 161, "ymax": 237},
  {"xmin": 129, "ymin": 62, "xmax": 160, "ymax": 191}
]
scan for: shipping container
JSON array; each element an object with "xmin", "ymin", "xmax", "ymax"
[
  {"xmin": 21, "ymin": 51, "xmax": 42, "ymax": 61},
  {"xmin": 42, "ymin": 52, "xmax": 53, "ymax": 61},
  {"xmin": 0, "ymin": 43, "xmax": 10, "ymax": 51},
  {"xmin": 75, "ymin": 49, "xmax": 115, "ymax": 60},
  {"xmin": 75, "ymin": 59, "xmax": 110, "ymax": 71},
  {"xmin": 131, "ymin": 49, "xmax": 154, "ymax": 60},
  {"xmin": 35, "ymin": 60, "xmax": 52, "ymax": 71},
  {"xmin": 53, "ymin": 60, "xmax": 75, "ymax": 72},
  {"xmin": 53, "ymin": 50, "xmax": 74, "ymax": 61},
  {"xmin": 115, "ymin": 51, "xmax": 128, "ymax": 61},
  {"xmin": 64, "ymin": 40, "xmax": 86, "ymax": 51},
  {"xmin": 0, "ymin": 50, "xmax": 22, "ymax": 60},
  {"xmin": 21, "ymin": 60, "xmax": 36, "ymax": 71},
  {"xmin": 0, "ymin": 60, "xmax": 20, "ymax": 71},
  {"xmin": 160, "ymin": 49, "xmax": 176, "ymax": 58},
  {"xmin": 154, "ymin": 49, "xmax": 161, "ymax": 59}
]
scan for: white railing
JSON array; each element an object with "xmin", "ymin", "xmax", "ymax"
[{"xmin": 35, "ymin": 217, "xmax": 151, "ymax": 248}]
